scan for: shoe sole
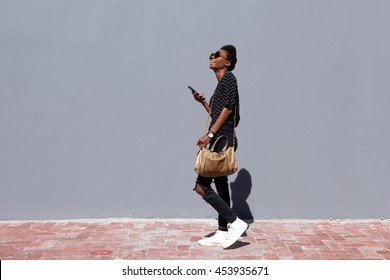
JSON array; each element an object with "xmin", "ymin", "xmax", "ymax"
[{"xmin": 198, "ymin": 240, "xmax": 224, "ymax": 246}]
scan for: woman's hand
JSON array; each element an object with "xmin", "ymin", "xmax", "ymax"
[
  {"xmin": 193, "ymin": 92, "xmax": 206, "ymax": 104},
  {"xmin": 197, "ymin": 135, "xmax": 211, "ymax": 149}
]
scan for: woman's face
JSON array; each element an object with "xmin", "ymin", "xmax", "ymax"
[{"xmin": 209, "ymin": 49, "xmax": 231, "ymax": 70}]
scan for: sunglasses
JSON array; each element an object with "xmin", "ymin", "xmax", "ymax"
[{"xmin": 209, "ymin": 51, "xmax": 228, "ymax": 60}]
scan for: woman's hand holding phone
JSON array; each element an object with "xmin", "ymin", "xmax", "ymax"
[{"xmin": 188, "ymin": 86, "xmax": 206, "ymax": 104}]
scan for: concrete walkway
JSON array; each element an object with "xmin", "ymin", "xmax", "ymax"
[{"xmin": 1, "ymin": 218, "xmax": 389, "ymax": 260}]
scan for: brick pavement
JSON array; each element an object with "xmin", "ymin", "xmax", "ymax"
[{"xmin": 0, "ymin": 218, "xmax": 390, "ymax": 260}]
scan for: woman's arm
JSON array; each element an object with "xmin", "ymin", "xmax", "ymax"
[
  {"xmin": 209, "ymin": 107, "xmax": 231, "ymax": 134},
  {"xmin": 193, "ymin": 92, "xmax": 210, "ymax": 113},
  {"xmin": 196, "ymin": 107, "xmax": 231, "ymax": 148}
]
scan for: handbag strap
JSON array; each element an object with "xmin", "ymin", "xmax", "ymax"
[
  {"xmin": 203, "ymin": 103, "xmax": 212, "ymax": 135},
  {"xmin": 232, "ymin": 106, "xmax": 237, "ymax": 146}
]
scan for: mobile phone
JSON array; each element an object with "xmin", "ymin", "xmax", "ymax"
[{"xmin": 188, "ymin": 86, "xmax": 197, "ymax": 94}]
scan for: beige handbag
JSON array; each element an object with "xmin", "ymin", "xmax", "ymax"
[
  {"xmin": 194, "ymin": 105, "xmax": 238, "ymax": 177},
  {"xmin": 194, "ymin": 135, "xmax": 237, "ymax": 177}
]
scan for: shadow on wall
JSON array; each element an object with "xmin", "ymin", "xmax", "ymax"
[{"xmin": 230, "ymin": 168, "xmax": 254, "ymax": 223}]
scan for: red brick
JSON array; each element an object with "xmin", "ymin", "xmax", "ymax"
[
  {"xmin": 288, "ymin": 246, "xmax": 304, "ymax": 253},
  {"xmin": 1, "ymin": 219, "xmax": 389, "ymax": 260}
]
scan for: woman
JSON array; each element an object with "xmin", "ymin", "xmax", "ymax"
[{"xmin": 192, "ymin": 45, "xmax": 248, "ymax": 248}]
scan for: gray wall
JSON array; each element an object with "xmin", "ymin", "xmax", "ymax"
[{"xmin": 1, "ymin": 0, "xmax": 389, "ymax": 220}]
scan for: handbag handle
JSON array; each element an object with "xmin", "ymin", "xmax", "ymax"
[{"xmin": 209, "ymin": 135, "xmax": 229, "ymax": 152}]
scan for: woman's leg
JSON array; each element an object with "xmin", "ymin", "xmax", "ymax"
[
  {"xmin": 214, "ymin": 176, "xmax": 230, "ymax": 231},
  {"xmin": 194, "ymin": 176, "xmax": 237, "ymax": 225}
]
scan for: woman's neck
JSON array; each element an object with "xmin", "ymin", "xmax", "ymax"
[{"xmin": 214, "ymin": 68, "xmax": 227, "ymax": 81}]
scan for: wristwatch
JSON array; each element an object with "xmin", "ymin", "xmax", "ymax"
[{"xmin": 207, "ymin": 131, "xmax": 215, "ymax": 139}]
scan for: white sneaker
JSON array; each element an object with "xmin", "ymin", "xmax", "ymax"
[
  {"xmin": 198, "ymin": 230, "xmax": 230, "ymax": 246},
  {"xmin": 221, "ymin": 217, "xmax": 248, "ymax": 248}
]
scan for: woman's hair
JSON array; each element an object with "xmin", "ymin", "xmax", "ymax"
[{"xmin": 221, "ymin": 45, "xmax": 237, "ymax": 71}]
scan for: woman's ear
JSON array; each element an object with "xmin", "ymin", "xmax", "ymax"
[{"xmin": 225, "ymin": 60, "xmax": 231, "ymax": 68}]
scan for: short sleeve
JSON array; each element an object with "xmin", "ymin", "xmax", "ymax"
[{"xmin": 223, "ymin": 72, "xmax": 238, "ymax": 110}]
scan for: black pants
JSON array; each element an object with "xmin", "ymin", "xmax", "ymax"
[
  {"xmin": 196, "ymin": 175, "xmax": 237, "ymax": 231},
  {"xmin": 195, "ymin": 125, "xmax": 238, "ymax": 231}
]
